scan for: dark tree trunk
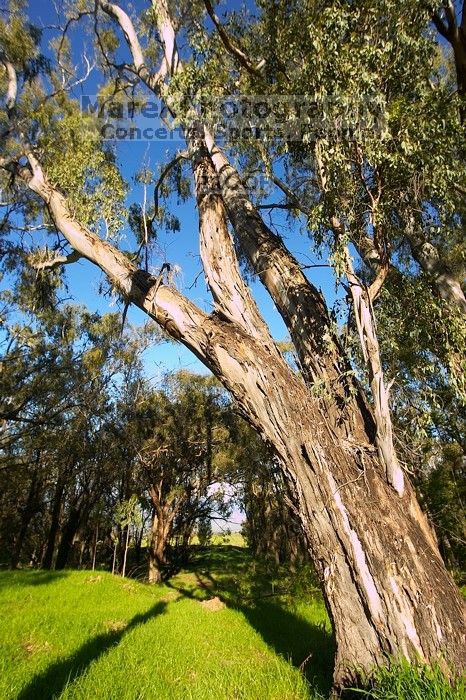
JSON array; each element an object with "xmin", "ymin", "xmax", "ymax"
[
  {"xmin": 11, "ymin": 452, "xmax": 42, "ymax": 569},
  {"xmin": 42, "ymin": 475, "xmax": 65, "ymax": 570},
  {"xmin": 148, "ymin": 509, "xmax": 172, "ymax": 584},
  {"xmin": 55, "ymin": 507, "xmax": 83, "ymax": 570}
]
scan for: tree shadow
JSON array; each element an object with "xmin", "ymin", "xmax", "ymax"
[
  {"xmin": 167, "ymin": 569, "xmax": 335, "ymax": 698},
  {"xmin": 17, "ymin": 601, "xmax": 167, "ymax": 700},
  {"xmin": 0, "ymin": 570, "xmax": 69, "ymax": 589},
  {"xmin": 240, "ymin": 598, "xmax": 335, "ymax": 697}
]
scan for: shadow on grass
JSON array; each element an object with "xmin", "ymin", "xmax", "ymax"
[
  {"xmin": 241, "ymin": 598, "xmax": 335, "ymax": 697},
  {"xmin": 168, "ymin": 562, "xmax": 335, "ymax": 698},
  {"xmin": 17, "ymin": 601, "xmax": 167, "ymax": 700},
  {"xmin": 0, "ymin": 570, "xmax": 69, "ymax": 589}
]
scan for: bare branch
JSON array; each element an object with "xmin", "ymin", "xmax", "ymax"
[
  {"xmin": 257, "ymin": 202, "xmax": 295, "ymax": 211},
  {"xmin": 269, "ymin": 173, "xmax": 312, "ymax": 216},
  {"xmin": 16, "ymin": 151, "xmax": 217, "ymax": 364},
  {"xmin": 98, "ymin": 1, "xmax": 167, "ymax": 89},
  {"xmin": 152, "ymin": 150, "xmax": 189, "ymax": 220},
  {"xmin": 202, "ymin": 0, "xmax": 263, "ymax": 77},
  {"xmin": 56, "ymin": 10, "xmax": 94, "ymax": 73},
  {"xmin": 29, "ymin": 249, "xmax": 82, "ymax": 271},
  {"xmin": 150, "ymin": 0, "xmax": 181, "ymax": 76},
  {"xmin": 404, "ymin": 216, "xmax": 466, "ymax": 314},
  {"xmin": 192, "ymin": 129, "xmax": 274, "ymax": 340}
]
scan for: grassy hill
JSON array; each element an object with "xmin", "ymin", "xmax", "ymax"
[{"xmin": 0, "ymin": 547, "xmax": 334, "ymax": 700}]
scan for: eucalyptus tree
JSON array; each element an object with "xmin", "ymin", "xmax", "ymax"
[
  {"xmin": 123, "ymin": 371, "xmax": 235, "ymax": 583},
  {"xmin": 1, "ymin": 0, "xmax": 465, "ymax": 689}
]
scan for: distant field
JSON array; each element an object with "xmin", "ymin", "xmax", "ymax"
[
  {"xmin": 190, "ymin": 532, "xmax": 246, "ymax": 547},
  {"xmin": 0, "ymin": 547, "xmax": 333, "ymax": 700}
]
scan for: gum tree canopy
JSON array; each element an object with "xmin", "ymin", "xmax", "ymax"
[{"xmin": 1, "ymin": 0, "xmax": 465, "ymax": 690}]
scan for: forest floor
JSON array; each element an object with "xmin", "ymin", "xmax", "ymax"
[{"xmin": 0, "ymin": 546, "xmax": 334, "ymax": 700}]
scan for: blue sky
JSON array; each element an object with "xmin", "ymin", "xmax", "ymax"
[{"xmin": 18, "ymin": 0, "xmax": 343, "ymax": 379}]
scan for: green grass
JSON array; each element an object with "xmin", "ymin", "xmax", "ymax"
[
  {"xmin": 2, "ymin": 548, "xmax": 462, "ymax": 700},
  {"xmin": 344, "ymin": 660, "xmax": 466, "ymax": 700},
  {"xmin": 0, "ymin": 547, "xmax": 333, "ymax": 700}
]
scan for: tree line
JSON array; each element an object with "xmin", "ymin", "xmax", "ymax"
[{"xmin": 0, "ymin": 296, "xmax": 307, "ymax": 580}]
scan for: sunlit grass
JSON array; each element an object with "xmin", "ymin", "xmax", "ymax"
[
  {"xmin": 2, "ymin": 549, "xmax": 462, "ymax": 699},
  {"xmin": 0, "ymin": 548, "xmax": 333, "ymax": 700},
  {"xmin": 345, "ymin": 660, "xmax": 466, "ymax": 700}
]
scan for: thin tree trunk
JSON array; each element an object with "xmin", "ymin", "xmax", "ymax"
[
  {"xmin": 122, "ymin": 525, "xmax": 130, "ymax": 578},
  {"xmin": 111, "ymin": 537, "xmax": 117, "ymax": 575},
  {"xmin": 92, "ymin": 525, "xmax": 98, "ymax": 571}
]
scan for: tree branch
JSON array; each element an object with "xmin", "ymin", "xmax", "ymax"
[
  {"xmin": 0, "ymin": 56, "xmax": 17, "ymax": 118},
  {"xmin": 433, "ymin": 1, "xmax": 466, "ymax": 123},
  {"xmin": 404, "ymin": 219, "xmax": 466, "ymax": 314},
  {"xmin": 98, "ymin": 1, "xmax": 167, "ymax": 90},
  {"xmin": 152, "ymin": 150, "xmax": 189, "ymax": 220},
  {"xmin": 191, "ymin": 128, "xmax": 275, "ymax": 341},
  {"xmin": 202, "ymin": 131, "xmax": 376, "ymax": 446},
  {"xmin": 150, "ymin": 0, "xmax": 180, "ymax": 77},
  {"xmin": 433, "ymin": 12, "xmax": 451, "ymax": 40},
  {"xmin": 344, "ymin": 248, "xmax": 404, "ymax": 496},
  {"xmin": 29, "ymin": 249, "xmax": 82, "ymax": 271},
  {"xmin": 202, "ymin": 0, "xmax": 263, "ymax": 77}
]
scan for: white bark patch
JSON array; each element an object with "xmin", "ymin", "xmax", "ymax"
[
  {"xmin": 389, "ymin": 463, "xmax": 405, "ymax": 496},
  {"xmin": 428, "ymin": 605, "xmax": 444, "ymax": 643},
  {"xmin": 389, "ymin": 576, "xmax": 425, "ymax": 659},
  {"xmin": 326, "ymin": 471, "xmax": 383, "ymax": 622}
]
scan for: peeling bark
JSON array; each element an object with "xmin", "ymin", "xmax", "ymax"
[
  {"xmin": 21, "ymin": 159, "xmax": 466, "ymax": 684},
  {"xmin": 191, "ymin": 129, "xmax": 275, "ymax": 343},
  {"xmin": 344, "ymin": 250, "xmax": 404, "ymax": 495},
  {"xmin": 203, "ymin": 134, "xmax": 374, "ymax": 444}
]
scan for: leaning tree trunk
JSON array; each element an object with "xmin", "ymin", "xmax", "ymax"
[
  {"xmin": 11, "ymin": 0, "xmax": 465, "ymax": 686},
  {"xmin": 204, "ymin": 319, "xmax": 466, "ymax": 688},
  {"xmin": 20, "ymin": 125, "xmax": 466, "ymax": 692}
]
